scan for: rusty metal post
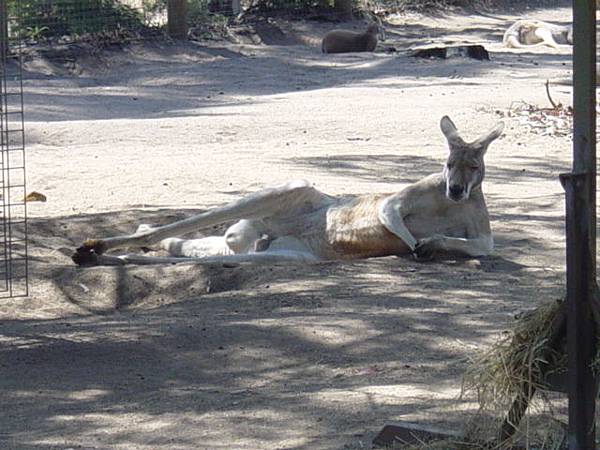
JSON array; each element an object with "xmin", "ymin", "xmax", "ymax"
[
  {"xmin": 562, "ymin": 0, "xmax": 598, "ymax": 448},
  {"xmin": 167, "ymin": 0, "xmax": 188, "ymax": 40}
]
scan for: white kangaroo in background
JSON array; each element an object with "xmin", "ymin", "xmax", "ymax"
[
  {"xmin": 503, "ymin": 19, "xmax": 573, "ymax": 49},
  {"xmin": 72, "ymin": 116, "xmax": 504, "ymax": 267}
]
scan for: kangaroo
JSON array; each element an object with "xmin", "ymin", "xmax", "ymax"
[
  {"xmin": 503, "ymin": 20, "xmax": 573, "ymax": 49},
  {"xmin": 321, "ymin": 22, "xmax": 384, "ymax": 54},
  {"xmin": 72, "ymin": 116, "xmax": 504, "ymax": 267}
]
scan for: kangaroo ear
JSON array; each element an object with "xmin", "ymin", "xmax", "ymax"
[
  {"xmin": 440, "ymin": 116, "xmax": 465, "ymax": 147},
  {"xmin": 474, "ymin": 121, "xmax": 505, "ymax": 149},
  {"xmin": 440, "ymin": 116, "xmax": 457, "ymax": 138}
]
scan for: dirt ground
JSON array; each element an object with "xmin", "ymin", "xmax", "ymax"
[{"xmin": 0, "ymin": 2, "xmax": 583, "ymax": 449}]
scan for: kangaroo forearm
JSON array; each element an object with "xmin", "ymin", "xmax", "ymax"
[{"xmin": 377, "ymin": 197, "xmax": 418, "ymax": 251}]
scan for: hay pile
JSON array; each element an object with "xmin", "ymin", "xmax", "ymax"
[
  {"xmin": 392, "ymin": 299, "xmax": 570, "ymax": 450},
  {"xmin": 390, "ymin": 295, "xmax": 600, "ymax": 449},
  {"xmin": 462, "ymin": 299, "xmax": 565, "ymax": 410},
  {"xmin": 460, "ymin": 298, "xmax": 568, "ymax": 449}
]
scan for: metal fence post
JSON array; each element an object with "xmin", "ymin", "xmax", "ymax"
[
  {"xmin": 564, "ymin": 0, "xmax": 598, "ymax": 448},
  {"xmin": 0, "ymin": 0, "xmax": 29, "ymax": 298}
]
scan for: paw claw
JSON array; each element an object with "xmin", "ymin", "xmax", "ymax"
[
  {"xmin": 413, "ymin": 249, "xmax": 434, "ymax": 262},
  {"xmin": 413, "ymin": 238, "xmax": 438, "ymax": 261}
]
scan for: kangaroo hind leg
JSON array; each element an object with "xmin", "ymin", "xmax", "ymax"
[
  {"xmin": 535, "ymin": 28, "xmax": 560, "ymax": 49},
  {"xmin": 73, "ymin": 180, "xmax": 330, "ymax": 266},
  {"xmin": 161, "ymin": 219, "xmax": 269, "ymax": 257}
]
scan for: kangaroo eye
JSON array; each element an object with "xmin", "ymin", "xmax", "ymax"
[
  {"xmin": 447, "ymin": 163, "xmax": 454, "ymax": 169},
  {"xmin": 470, "ymin": 166, "xmax": 479, "ymax": 170}
]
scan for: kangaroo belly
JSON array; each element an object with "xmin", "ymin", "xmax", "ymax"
[{"xmin": 325, "ymin": 195, "xmax": 410, "ymax": 259}]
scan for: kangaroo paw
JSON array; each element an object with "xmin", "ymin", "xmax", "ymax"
[{"xmin": 72, "ymin": 239, "xmax": 107, "ymax": 266}]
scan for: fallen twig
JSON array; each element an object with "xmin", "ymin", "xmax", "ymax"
[{"xmin": 545, "ymin": 79, "xmax": 559, "ymax": 110}]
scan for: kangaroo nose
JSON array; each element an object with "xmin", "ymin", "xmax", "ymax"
[{"xmin": 449, "ymin": 184, "xmax": 464, "ymax": 197}]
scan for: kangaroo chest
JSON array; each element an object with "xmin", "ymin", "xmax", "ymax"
[{"xmin": 325, "ymin": 194, "xmax": 410, "ymax": 259}]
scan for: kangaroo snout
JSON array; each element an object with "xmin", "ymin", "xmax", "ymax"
[{"xmin": 448, "ymin": 184, "xmax": 465, "ymax": 201}]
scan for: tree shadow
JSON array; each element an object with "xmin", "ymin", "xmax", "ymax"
[
  {"xmin": 19, "ymin": 5, "xmax": 575, "ymax": 122},
  {"xmin": 286, "ymin": 152, "xmax": 570, "ymax": 187},
  {"xmin": 5, "ymin": 3, "xmax": 578, "ymax": 447},
  {"xmin": 1, "ymin": 182, "xmax": 572, "ymax": 448}
]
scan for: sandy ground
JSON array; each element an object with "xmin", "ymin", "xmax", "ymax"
[{"xmin": 0, "ymin": 2, "xmax": 584, "ymax": 449}]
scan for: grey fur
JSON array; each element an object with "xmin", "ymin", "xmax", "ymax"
[{"xmin": 321, "ymin": 22, "xmax": 381, "ymax": 54}]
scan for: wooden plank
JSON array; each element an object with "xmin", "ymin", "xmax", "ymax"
[
  {"xmin": 373, "ymin": 422, "xmax": 462, "ymax": 447},
  {"xmin": 373, "ymin": 422, "xmax": 529, "ymax": 449}
]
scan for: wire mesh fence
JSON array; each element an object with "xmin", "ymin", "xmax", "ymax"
[
  {"xmin": 4, "ymin": 0, "xmax": 371, "ymax": 46},
  {"xmin": 0, "ymin": 0, "xmax": 29, "ymax": 298},
  {"xmin": 7, "ymin": 0, "xmax": 167, "ymax": 45},
  {"xmin": 5, "ymin": 0, "xmax": 484, "ymax": 47}
]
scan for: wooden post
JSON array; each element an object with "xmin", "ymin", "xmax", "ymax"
[
  {"xmin": 564, "ymin": 0, "xmax": 597, "ymax": 448},
  {"xmin": 0, "ymin": 0, "xmax": 8, "ymax": 55},
  {"xmin": 232, "ymin": 0, "xmax": 241, "ymax": 15},
  {"xmin": 561, "ymin": 173, "xmax": 597, "ymax": 450},
  {"xmin": 572, "ymin": 2, "xmax": 597, "ymax": 193},
  {"xmin": 334, "ymin": 0, "xmax": 353, "ymax": 20},
  {"xmin": 167, "ymin": 0, "xmax": 188, "ymax": 40}
]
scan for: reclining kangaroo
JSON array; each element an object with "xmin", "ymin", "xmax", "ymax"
[
  {"xmin": 321, "ymin": 21, "xmax": 384, "ymax": 54},
  {"xmin": 503, "ymin": 19, "xmax": 573, "ymax": 49},
  {"xmin": 72, "ymin": 116, "xmax": 504, "ymax": 267}
]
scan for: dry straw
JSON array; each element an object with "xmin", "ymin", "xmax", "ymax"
[
  {"xmin": 461, "ymin": 298, "xmax": 567, "ymax": 449},
  {"xmin": 462, "ymin": 299, "xmax": 565, "ymax": 412},
  {"xmin": 391, "ymin": 296, "xmax": 600, "ymax": 449},
  {"xmin": 392, "ymin": 299, "xmax": 571, "ymax": 449}
]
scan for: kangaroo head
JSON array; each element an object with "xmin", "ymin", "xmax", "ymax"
[
  {"xmin": 367, "ymin": 21, "xmax": 385, "ymax": 41},
  {"xmin": 566, "ymin": 25, "xmax": 573, "ymax": 44},
  {"xmin": 440, "ymin": 116, "xmax": 504, "ymax": 202}
]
